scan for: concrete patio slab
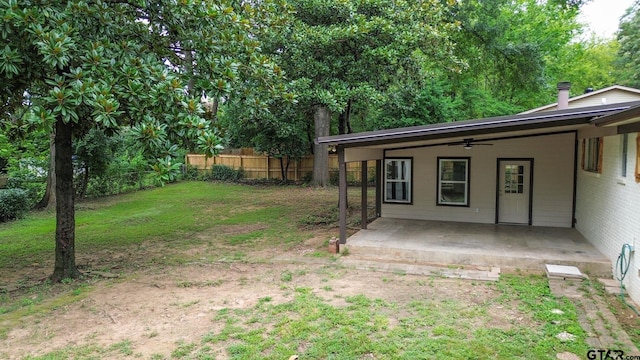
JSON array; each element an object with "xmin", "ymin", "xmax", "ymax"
[{"xmin": 344, "ymin": 218, "xmax": 612, "ymax": 276}]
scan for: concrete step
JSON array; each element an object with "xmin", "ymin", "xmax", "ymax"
[
  {"xmin": 338, "ymin": 258, "xmax": 501, "ymax": 281},
  {"xmin": 344, "ymin": 243, "xmax": 612, "ymax": 277}
]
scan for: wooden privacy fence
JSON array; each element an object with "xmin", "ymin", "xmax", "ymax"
[{"xmin": 185, "ymin": 153, "xmax": 376, "ymax": 182}]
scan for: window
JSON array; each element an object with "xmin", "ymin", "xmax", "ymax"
[
  {"xmin": 437, "ymin": 157, "xmax": 469, "ymax": 206},
  {"xmin": 504, "ymin": 164, "xmax": 525, "ymax": 194},
  {"xmin": 582, "ymin": 137, "xmax": 603, "ymax": 173},
  {"xmin": 384, "ymin": 158, "xmax": 412, "ymax": 203},
  {"xmin": 622, "ymin": 134, "xmax": 629, "ymax": 177}
]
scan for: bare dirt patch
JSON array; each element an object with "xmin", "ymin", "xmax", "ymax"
[
  {"xmin": 0, "ymin": 184, "xmax": 624, "ymax": 359},
  {"xmin": 3, "ymin": 253, "xmax": 509, "ymax": 359}
]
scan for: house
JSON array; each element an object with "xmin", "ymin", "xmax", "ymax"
[
  {"xmin": 522, "ymin": 84, "xmax": 640, "ymax": 113},
  {"xmin": 317, "ymin": 83, "xmax": 640, "ymax": 303}
]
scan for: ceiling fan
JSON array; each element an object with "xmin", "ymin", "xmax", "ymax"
[{"xmin": 447, "ymin": 138, "xmax": 494, "ymax": 150}]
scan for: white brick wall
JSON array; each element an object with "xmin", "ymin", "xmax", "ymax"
[{"xmin": 575, "ymin": 132, "xmax": 640, "ymax": 304}]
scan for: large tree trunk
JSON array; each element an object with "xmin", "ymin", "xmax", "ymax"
[
  {"xmin": 35, "ymin": 131, "xmax": 56, "ymax": 210},
  {"xmin": 51, "ymin": 119, "xmax": 80, "ymax": 282},
  {"xmin": 312, "ymin": 105, "xmax": 330, "ymax": 187}
]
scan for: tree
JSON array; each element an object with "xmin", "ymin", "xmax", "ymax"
[
  {"xmin": 74, "ymin": 128, "xmax": 114, "ymax": 198},
  {"xmin": 617, "ymin": 1, "xmax": 640, "ymax": 88},
  {"xmin": 223, "ymin": 80, "xmax": 307, "ymax": 182},
  {"xmin": 263, "ymin": 0, "xmax": 458, "ymax": 186},
  {"xmin": 551, "ymin": 37, "xmax": 619, "ymax": 96},
  {"xmin": 444, "ymin": 0, "xmax": 587, "ymax": 117},
  {"xmin": 0, "ymin": 0, "xmax": 290, "ymax": 281}
]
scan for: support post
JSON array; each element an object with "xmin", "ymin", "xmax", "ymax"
[
  {"xmin": 361, "ymin": 161, "xmax": 367, "ymax": 229},
  {"xmin": 375, "ymin": 159, "xmax": 382, "ymax": 217},
  {"xmin": 338, "ymin": 146, "xmax": 347, "ymax": 244}
]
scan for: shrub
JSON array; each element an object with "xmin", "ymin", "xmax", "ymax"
[
  {"xmin": 211, "ymin": 165, "xmax": 244, "ymax": 182},
  {"xmin": 6, "ymin": 157, "xmax": 47, "ymax": 206},
  {"xmin": 0, "ymin": 188, "xmax": 30, "ymax": 222},
  {"xmin": 182, "ymin": 165, "xmax": 201, "ymax": 181}
]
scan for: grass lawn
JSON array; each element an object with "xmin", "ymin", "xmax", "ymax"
[{"xmin": 0, "ymin": 181, "xmax": 631, "ymax": 359}]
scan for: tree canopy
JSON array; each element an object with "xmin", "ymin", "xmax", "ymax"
[
  {"xmin": 0, "ymin": 0, "xmax": 291, "ymax": 281},
  {"xmin": 234, "ymin": 0, "xmax": 460, "ymax": 185},
  {"xmin": 617, "ymin": 0, "xmax": 640, "ymax": 88}
]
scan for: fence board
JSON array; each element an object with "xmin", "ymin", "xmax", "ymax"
[{"xmin": 185, "ymin": 153, "xmax": 375, "ymax": 182}]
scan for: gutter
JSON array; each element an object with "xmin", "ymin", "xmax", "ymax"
[{"xmin": 592, "ymin": 102, "xmax": 640, "ymax": 126}]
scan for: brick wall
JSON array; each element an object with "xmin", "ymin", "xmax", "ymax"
[{"xmin": 575, "ymin": 132, "xmax": 640, "ymax": 304}]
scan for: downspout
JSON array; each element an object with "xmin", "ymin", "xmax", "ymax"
[{"xmin": 338, "ymin": 146, "xmax": 348, "ymax": 244}]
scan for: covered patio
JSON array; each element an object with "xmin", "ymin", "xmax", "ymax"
[{"xmin": 344, "ymin": 218, "xmax": 612, "ymax": 276}]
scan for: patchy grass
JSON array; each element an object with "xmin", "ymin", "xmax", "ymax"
[
  {"xmin": 21, "ymin": 340, "xmax": 136, "ymax": 360},
  {"xmin": 593, "ymin": 279, "xmax": 640, "ymax": 350},
  {"xmin": 0, "ymin": 182, "xmax": 348, "ymax": 273},
  {"xmin": 494, "ymin": 274, "xmax": 589, "ymax": 357},
  {"xmin": 174, "ymin": 277, "xmax": 589, "ymax": 360},
  {"xmin": 0, "ymin": 182, "xmax": 619, "ymax": 359}
]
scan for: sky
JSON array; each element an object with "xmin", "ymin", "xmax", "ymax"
[{"xmin": 578, "ymin": 0, "xmax": 636, "ymax": 39}]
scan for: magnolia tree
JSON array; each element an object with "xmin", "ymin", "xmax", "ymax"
[{"xmin": 0, "ymin": 0, "xmax": 291, "ymax": 281}]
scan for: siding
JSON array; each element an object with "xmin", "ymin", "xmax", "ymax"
[
  {"xmin": 382, "ymin": 132, "xmax": 575, "ymax": 227},
  {"xmin": 575, "ymin": 132, "xmax": 640, "ymax": 304},
  {"xmin": 568, "ymin": 89, "xmax": 640, "ymax": 108}
]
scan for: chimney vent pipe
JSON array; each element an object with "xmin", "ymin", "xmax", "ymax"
[{"xmin": 557, "ymin": 82, "xmax": 571, "ymax": 110}]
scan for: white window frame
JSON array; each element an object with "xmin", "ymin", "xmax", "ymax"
[
  {"xmin": 384, "ymin": 158, "xmax": 412, "ymax": 204},
  {"xmin": 621, "ymin": 133, "xmax": 629, "ymax": 178},
  {"xmin": 437, "ymin": 157, "xmax": 470, "ymax": 207}
]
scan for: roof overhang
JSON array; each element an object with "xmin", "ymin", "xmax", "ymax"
[
  {"xmin": 592, "ymin": 103, "xmax": 640, "ymax": 131},
  {"xmin": 317, "ymin": 101, "xmax": 640, "ymax": 149}
]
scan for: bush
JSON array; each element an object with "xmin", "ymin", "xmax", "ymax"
[
  {"xmin": 182, "ymin": 165, "xmax": 201, "ymax": 181},
  {"xmin": 211, "ymin": 165, "xmax": 244, "ymax": 182},
  {"xmin": 6, "ymin": 157, "xmax": 47, "ymax": 206},
  {"xmin": 0, "ymin": 188, "xmax": 31, "ymax": 222}
]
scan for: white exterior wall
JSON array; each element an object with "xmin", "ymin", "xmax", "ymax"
[
  {"xmin": 575, "ymin": 132, "xmax": 640, "ymax": 303},
  {"xmin": 383, "ymin": 132, "xmax": 576, "ymax": 227}
]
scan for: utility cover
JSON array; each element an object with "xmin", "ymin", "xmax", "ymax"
[{"xmin": 545, "ymin": 264, "xmax": 585, "ymax": 279}]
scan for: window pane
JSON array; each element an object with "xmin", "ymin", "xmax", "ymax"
[
  {"xmin": 440, "ymin": 160, "xmax": 467, "ymax": 181},
  {"xmin": 384, "ymin": 159, "xmax": 411, "ymax": 203},
  {"xmin": 585, "ymin": 137, "xmax": 601, "ymax": 172},
  {"xmin": 386, "ymin": 181, "xmax": 409, "ymax": 201},
  {"xmin": 441, "ymin": 182, "xmax": 466, "ymax": 204},
  {"xmin": 386, "ymin": 161, "xmax": 397, "ymax": 180}
]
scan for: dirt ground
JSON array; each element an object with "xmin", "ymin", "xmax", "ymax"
[{"xmin": 1, "ymin": 233, "xmax": 519, "ymax": 360}]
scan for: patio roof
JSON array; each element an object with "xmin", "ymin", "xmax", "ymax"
[
  {"xmin": 592, "ymin": 102, "xmax": 640, "ymax": 129},
  {"xmin": 317, "ymin": 101, "xmax": 640, "ymax": 148}
]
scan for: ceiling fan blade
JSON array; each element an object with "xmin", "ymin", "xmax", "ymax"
[{"xmin": 444, "ymin": 138, "xmax": 493, "ymax": 146}]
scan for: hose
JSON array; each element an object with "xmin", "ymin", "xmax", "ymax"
[{"xmin": 614, "ymin": 243, "xmax": 640, "ymax": 316}]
